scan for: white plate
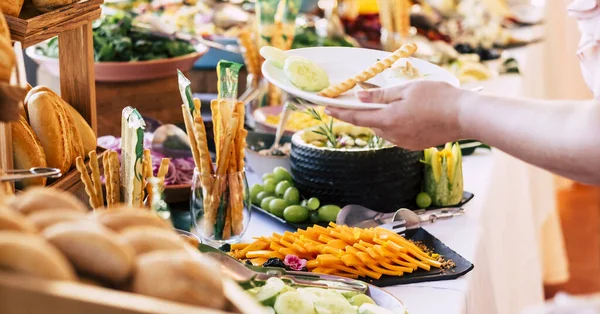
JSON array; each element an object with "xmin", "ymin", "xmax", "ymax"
[{"xmin": 262, "ymin": 47, "xmax": 460, "ymax": 109}]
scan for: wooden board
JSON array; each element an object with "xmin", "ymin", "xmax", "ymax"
[
  {"xmin": 5, "ymin": 0, "xmax": 103, "ymax": 48},
  {"xmin": 0, "ymin": 271, "xmax": 237, "ymax": 314}
]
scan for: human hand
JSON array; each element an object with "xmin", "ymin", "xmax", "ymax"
[{"xmin": 325, "ymin": 81, "xmax": 471, "ymax": 150}]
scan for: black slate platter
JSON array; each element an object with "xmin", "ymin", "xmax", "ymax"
[
  {"xmin": 364, "ymin": 227, "xmax": 474, "ymax": 287},
  {"xmin": 252, "ymin": 191, "xmax": 475, "ymax": 230},
  {"xmin": 202, "ymin": 228, "xmax": 474, "ymax": 287}
]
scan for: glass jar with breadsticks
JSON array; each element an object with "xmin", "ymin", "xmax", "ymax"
[
  {"xmin": 179, "ymin": 62, "xmax": 251, "ymax": 244},
  {"xmin": 377, "ymin": 0, "xmax": 412, "ymax": 51}
]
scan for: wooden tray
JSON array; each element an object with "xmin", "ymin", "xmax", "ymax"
[
  {"xmin": 0, "ymin": 271, "xmax": 265, "ymax": 314},
  {"xmin": 5, "ymin": 0, "xmax": 103, "ymax": 48}
]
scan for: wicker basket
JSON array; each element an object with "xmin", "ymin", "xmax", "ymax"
[{"xmin": 290, "ymin": 131, "xmax": 423, "ymax": 213}]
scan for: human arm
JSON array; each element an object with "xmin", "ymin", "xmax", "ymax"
[{"xmin": 325, "ymin": 81, "xmax": 600, "ymax": 184}]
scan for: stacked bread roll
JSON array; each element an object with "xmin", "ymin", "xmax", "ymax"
[
  {"xmin": 12, "ymin": 85, "xmax": 96, "ymax": 189},
  {"xmin": 0, "ymin": 187, "xmax": 227, "ymax": 310}
]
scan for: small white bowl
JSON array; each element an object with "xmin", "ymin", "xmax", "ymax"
[{"xmin": 244, "ymin": 131, "xmax": 292, "ymax": 178}]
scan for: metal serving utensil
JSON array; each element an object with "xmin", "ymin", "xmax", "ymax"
[
  {"xmin": 379, "ymin": 208, "xmax": 465, "ymax": 234},
  {"xmin": 206, "ymin": 252, "xmax": 368, "ymax": 293},
  {"xmin": 0, "ymin": 167, "xmax": 62, "ymax": 182},
  {"xmin": 267, "ymin": 101, "xmax": 293, "ymax": 155}
]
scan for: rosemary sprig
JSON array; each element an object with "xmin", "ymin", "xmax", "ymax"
[
  {"xmin": 288, "ymin": 101, "xmax": 337, "ymax": 147},
  {"xmin": 367, "ymin": 134, "xmax": 385, "ymax": 149}
]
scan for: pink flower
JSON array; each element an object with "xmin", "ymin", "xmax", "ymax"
[{"xmin": 284, "ymin": 254, "xmax": 307, "ymax": 271}]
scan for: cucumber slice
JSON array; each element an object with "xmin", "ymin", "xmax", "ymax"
[
  {"xmin": 256, "ymin": 277, "xmax": 286, "ymax": 305},
  {"xmin": 274, "ymin": 291, "xmax": 316, "ymax": 314},
  {"xmin": 297, "ymin": 288, "xmax": 347, "ymax": 302},
  {"xmin": 260, "ymin": 46, "xmax": 289, "ymax": 69},
  {"xmin": 313, "ymin": 296, "xmax": 356, "ymax": 314},
  {"xmin": 246, "ymin": 287, "xmax": 261, "ymax": 296},
  {"xmin": 262, "ymin": 306, "xmax": 276, "ymax": 314},
  {"xmin": 348, "ymin": 294, "xmax": 376, "ymax": 307},
  {"xmin": 284, "ymin": 56, "xmax": 330, "ymax": 92},
  {"xmin": 358, "ymin": 303, "xmax": 394, "ymax": 314}
]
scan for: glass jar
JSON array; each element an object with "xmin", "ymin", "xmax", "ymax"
[{"xmin": 190, "ymin": 168, "xmax": 251, "ymax": 245}]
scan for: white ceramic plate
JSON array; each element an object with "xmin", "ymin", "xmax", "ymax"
[{"xmin": 262, "ymin": 47, "xmax": 460, "ymax": 109}]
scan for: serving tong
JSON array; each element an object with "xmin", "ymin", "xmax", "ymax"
[
  {"xmin": 206, "ymin": 252, "xmax": 368, "ymax": 293},
  {"xmin": 0, "ymin": 168, "xmax": 62, "ymax": 182},
  {"xmin": 336, "ymin": 204, "xmax": 464, "ymax": 235}
]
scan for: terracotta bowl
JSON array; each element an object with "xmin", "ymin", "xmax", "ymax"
[{"xmin": 26, "ymin": 45, "xmax": 208, "ymax": 82}]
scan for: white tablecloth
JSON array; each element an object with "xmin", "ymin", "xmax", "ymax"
[{"xmin": 243, "ymin": 149, "xmax": 556, "ymax": 314}]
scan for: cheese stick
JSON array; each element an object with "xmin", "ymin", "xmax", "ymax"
[
  {"xmin": 107, "ymin": 151, "xmax": 120, "ymax": 206},
  {"xmin": 318, "ymin": 43, "xmax": 418, "ymax": 98}
]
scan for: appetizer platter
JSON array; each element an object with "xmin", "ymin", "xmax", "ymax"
[
  {"xmin": 260, "ymin": 44, "xmax": 460, "ymax": 109},
  {"xmin": 222, "ymin": 223, "xmax": 473, "ymax": 287}
]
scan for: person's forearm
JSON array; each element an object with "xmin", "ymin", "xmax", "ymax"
[{"xmin": 458, "ymin": 92, "xmax": 600, "ymax": 184}]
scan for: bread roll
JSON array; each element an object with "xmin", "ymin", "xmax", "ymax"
[
  {"xmin": 93, "ymin": 207, "xmax": 172, "ymax": 232},
  {"xmin": 0, "ymin": 0, "xmax": 25, "ymax": 17},
  {"xmin": 132, "ymin": 251, "xmax": 226, "ymax": 309},
  {"xmin": 0, "ymin": 206, "xmax": 37, "ymax": 232},
  {"xmin": 7, "ymin": 187, "xmax": 87, "ymax": 215},
  {"xmin": 28, "ymin": 209, "xmax": 86, "ymax": 231},
  {"xmin": 43, "ymin": 221, "xmax": 135, "ymax": 284},
  {"xmin": 121, "ymin": 227, "xmax": 187, "ymax": 256},
  {"xmin": 65, "ymin": 104, "xmax": 96, "ymax": 154},
  {"xmin": 0, "ymin": 9, "xmax": 10, "ymax": 38},
  {"xmin": 27, "ymin": 91, "xmax": 72, "ymax": 174},
  {"xmin": 0, "ymin": 35, "xmax": 15, "ymax": 82},
  {"xmin": 0, "ymin": 231, "xmax": 77, "ymax": 280},
  {"xmin": 25, "ymin": 86, "xmax": 96, "ymax": 154},
  {"xmin": 32, "ymin": 0, "xmax": 77, "ymax": 13},
  {"xmin": 11, "ymin": 116, "xmax": 47, "ymax": 188}
]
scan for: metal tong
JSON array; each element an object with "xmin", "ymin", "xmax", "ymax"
[{"xmin": 0, "ymin": 168, "xmax": 62, "ymax": 182}]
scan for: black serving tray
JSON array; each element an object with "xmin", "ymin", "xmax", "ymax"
[
  {"xmin": 203, "ymin": 227, "xmax": 473, "ymax": 287},
  {"xmin": 252, "ymin": 191, "xmax": 475, "ymax": 230}
]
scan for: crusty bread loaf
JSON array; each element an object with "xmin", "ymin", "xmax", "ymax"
[
  {"xmin": 0, "ymin": 231, "xmax": 77, "ymax": 280},
  {"xmin": 27, "ymin": 91, "xmax": 72, "ymax": 174},
  {"xmin": 93, "ymin": 207, "xmax": 173, "ymax": 232},
  {"xmin": 65, "ymin": 104, "xmax": 96, "ymax": 154},
  {"xmin": 0, "ymin": 9, "xmax": 10, "ymax": 38},
  {"xmin": 0, "ymin": 206, "xmax": 37, "ymax": 232},
  {"xmin": 132, "ymin": 251, "xmax": 226, "ymax": 309},
  {"xmin": 7, "ymin": 187, "xmax": 87, "ymax": 215},
  {"xmin": 0, "ymin": 35, "xmax": 15, "ymax": 82},
  {"xmin": 11, "ymin": 116, "xmax": 47, "ymax": 188},
  {"xmin": 27, "ymin": 209, "xmax": 87, "ymax": 231},
  {"xmin": 25, "ymin": 86, "xmax": 96, "ymax": 154},
  {"xmin": 0, "ymin": 0, "xmax": 25, "ymax": 17},
  {"xmin": 121, "ymin": 226, "xmax": 187, "ymax": 256},
  {"xmin": 43, "ymin": 221, "xmax": 135, "ymax": 284}
]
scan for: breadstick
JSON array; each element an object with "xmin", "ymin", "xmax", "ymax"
[
  {"xmin": 76, "ymin": 156, "xmax": 100, "ymax": 208},
  {"xmin": 107, "ymin": 151, "xmax": 120, "ymax": 206},
  {"xmin": 270, "ymin": 21, "xmax": 285, "ymax": 50},
  {"xmin": 193, "ymin": 99, "xmax": 215, "ymax": 177},
  {"xmin": 88, "ymin": 151, "xmax": 104, "ymax": 208},
  {"xmin": 222, "ymin": 204, "xmax": 232, "ymax": 240},
  {"xmin": 142, "ymin": 149, "xmax": 153, "ymax": 208},
  {"xmin": 102, "ymin": 152, "xmax": 112, "ymax": 207},
  {"xmin": 157, "ymin": 158, "xmax": 170, "ymax": 179},
  {"xmin": 181, "ymin": 104, "xmax": 202, "ymax": 171},
  {"xmin": 318, "ymin": 43, "xmax": 418, "ymax": 98},
  {"xmin": 210, "ymin": 100, "xmax": 221, "ymax": 166},
  {"xmin": 238, "ymin": 28, "xmax": 261, "ymax": 78}
]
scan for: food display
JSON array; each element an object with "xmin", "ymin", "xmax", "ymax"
[
  {"xmin": 245, "ymin": 277, "xmax": 399, "ymax": 314},
  {"xmin": 35, "ymin": 12, "xmax": 196, "ymax": 62},
  {"xmin": 180, "ymin": 62, "xmax": 249, "ymax": 242},
  {"xmin": 230, "ymin": 223, "xmax": 447, "ymax": 278},
  {"xmin": 290, "ymin": 123, "xmax": 422, "ymax": 212},
  {"xmin": 250, "ymin": 166, "xmax": 341, "ymax": 224},
  {"xmin": 263, "ymin": 106, "xmax": 334, "ymax": 133},
  {"xmin": 421, "ymin": 142, "xmax": 464, "ymax": 207},
  {"xmin": 10, "ymin": 86, "xmax": 96, "ymax": 189},
  {"xmin": 0, "ymin": 187, "xmax": 230, "ymax": 310}
]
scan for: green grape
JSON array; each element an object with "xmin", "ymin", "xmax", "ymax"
[
  {"xmin": 260, "ymin": 196, "xmax": 277, "ymax": 212},
  {"xmin": 275, "ymin": 181, "xmax": 292, "ymax": 196},
  {"xmin": 269, "ymin": 199, "xmax": 289, "ymax": 218},
  {"xmin": 416, "ymin": 192, "xmax": 432, "ymax": 209},
  {"xmin": 307, "ymin": 197, "xmax": 320, "ymax": 210},
  {"xmin": 250, "ymin": 184, "xmax": 264, "ymax": 205},
  {"xmin": 262, "ymin": 173, "xmax": 275, "ymax": 182},
  {"xmin": 318, "ymin": 205, "xmax": 342, "ymax": 222},
  {"xmin": 263, "ymin": 179, "xmax": 277, "ymax": 193},
  {"xmin": 283, "ymin": 205, "xmax": 309, "ymax": 223},
  {"xmin": 273, "ymin": 167, "xmax": 293, "ymax": 182},
  {"xmin": 283, "ymin": 187, "xmax": 300, "ymax": 205}
]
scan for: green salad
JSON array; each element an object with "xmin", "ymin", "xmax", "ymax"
[
  {"xmin": 36, "ymin": 12, "xmax": 196, "ymax": 62},
  {"xmin": 292, "ymin": 26, "xmax": 355, "ymax": 49}
]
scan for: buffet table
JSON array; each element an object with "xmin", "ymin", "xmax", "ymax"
[{"xmin": 244, "ymin": 149, "xmax": 557, "ymax": 314}]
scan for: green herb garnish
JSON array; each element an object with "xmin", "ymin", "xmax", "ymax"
[{"xmin": 288, "ymin": 101, "xmax": 337, "ymax": 147}]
